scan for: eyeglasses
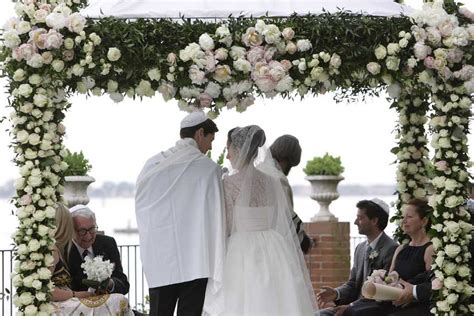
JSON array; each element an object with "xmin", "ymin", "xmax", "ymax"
[{"xmin": 76, "ymin": 226, "xmax": 98, "ymax": 237}]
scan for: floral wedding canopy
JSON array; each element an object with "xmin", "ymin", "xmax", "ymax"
[{"xmin": 1, "ymin": 0, "xmax": 472, "ymax": 314}]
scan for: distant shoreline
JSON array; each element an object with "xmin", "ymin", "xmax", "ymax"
[{"xmin": 0, "ymin": 180, "xmax": 396, "ymax": 199}]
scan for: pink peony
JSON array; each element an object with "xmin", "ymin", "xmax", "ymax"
[
  {"xmin": 423, "ymin": 56, "xmax": 435, "ymax": 69},
  {"xmin": 246, "ymin": 46, "xmax": 265, "ymax": 65},
  {"xmin": 198, "ymin": 93, "xmax": 213, "ymax": 107}
]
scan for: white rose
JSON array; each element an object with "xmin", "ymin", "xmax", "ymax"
[
  {"xmin": 445, "ymin": 195, "xmax": 463, "ymax": 208},
  {"xmin": 366, "ymin": 62, "xmax": 381, "ymax": 75},
  {"xmin": 37, "ymin": 267, "xmax": 51, "ymax": 279},
  {"xmin": 147, "ymin": 68, "xmax": 161, "ymax": 81},
  {"xmin": 199, "ymin": 33, "xmax": 215, "ymax": 51},
  {"xmin": 436, "ymin": 300, "xmax": 450, "ymax": 312},
  {"xmin": 28, "ymin": 239, "xmax": 40, "ymax": 252},
  {"xmin": 432, "ymin": 237, "xmax": 442, "ymax": 250},
  {"xmin": 107, "ymin": 47, "xmax": 121, "ymax": 62},
  {"xmin": 329, "ymin": 53, "xmax": 341, "ymax": 68},
  {"xmin": 445, "ymin": 244, "xmax": 461, "ymax": 258},
  {"xmin": 374, "ymin": 45, "xmax": 387, "ymax": 60},
  {"xmin": 398, "ymin": 38, "xmax": 408, "ymax": 48},
  {"xmin": 446, "ymin": 293, "xmax": 458, "ymax": 305},
  {"xmin": 28, "ymin": 74, "xmax": 42, "ymax": 85},
  {"xmin": 33, "ymin": 94, "xmax": 48, "ymax": 107},
  {"xmin": 443, "ymin": 262, "xmax": 457, "ymax": 275},
  {"xmin": 27, "ymin": 133, "xmax": 40, "ymax": 146},
  {"xmin": 458, "ymin": 265, "xmax": 470, "ymax": 278},
  {"xmin": 51, "ymin": 59, "xmax": 64, "ymax": 73},
  {"xmin": 18, "ymin": 84, "xmax": 33, "ymax": 97},
  {"xmin": 13, "ymin": 69, "xmax": 26, "ymax": 82},
  {"xmin": 296, "ymin": 39, "xmax": 312, "ymax": 52},
  {"xmin": 32, "ymin": 279, "xmax": 42, "ymax": 290},
  {"xmin": 16, "ymin": 130, "xmax": 29, "ymax": 144},
  {"xmin": 385, "ymin": 56, "xmax": 400, "ymax": 71},
  {"xmin": 18, "ymin": 292, "xmax": 34, "ymax": 306},
  {"xmin": 444, "ymin": 277, "xmax": 457, "ymax": 290},
  {"xmin": 64, "ymin": 37, "xmax": 74, "ymax": 49},
  {"xmin": 36, "ymin": 292, "xmax": 47, "ymax": 301},
  {"xmin": 387, "ymin": 43, "xmax": 400, "ymax": 55},
  {"xmin": 204, "ymin": 82, "xmax": 221, "ymax": 98}
]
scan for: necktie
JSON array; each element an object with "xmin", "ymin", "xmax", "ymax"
[
  {"xmin": 82, "ymin": 249, "xmax": 89, "ymax": 260},
  {"xmin": 364, "ymin": 245, "xmax": 373, "ymax": 281}
]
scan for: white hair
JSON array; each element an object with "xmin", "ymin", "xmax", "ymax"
[{"xmin": 70, "ymin": 206, "xmax": 96, "ymax": 222}]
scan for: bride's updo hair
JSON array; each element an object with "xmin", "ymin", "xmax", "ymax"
[{"xmin": 230, "ymin": 125, "xmax": 266, "ymax": 166}]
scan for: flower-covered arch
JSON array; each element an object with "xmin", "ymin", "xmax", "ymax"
[{"xmin": 1, "ymin": 0, "xmax": 472, "ymax": 314}]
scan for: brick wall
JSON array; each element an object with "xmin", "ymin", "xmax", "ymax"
[{"xmin": 304, "ymin": 221, "xmax": 351, "ymax": 296}]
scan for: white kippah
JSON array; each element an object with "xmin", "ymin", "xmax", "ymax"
[
  {"xmin": 370, "ymin": 198, "xmax": 390, "ymax": 216},
  {"xmin": 180, "ymin": 111, "xmax": 208, "ymax": 128},
  {"xmin": 69, "ymin": 204, "xmax": 90, "ymax": 213}
]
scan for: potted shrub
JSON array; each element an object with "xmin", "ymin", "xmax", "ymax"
[
  {"xmin": 63, "ymin": 150, "xmax": 95, "ymax": 207},
  {"xmin": 304, "ymin": 153, "xmax": 344, "ymax": 222}
]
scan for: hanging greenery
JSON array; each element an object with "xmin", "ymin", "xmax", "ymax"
[{"xmin": 0, "ymin": 0, "xmax": 472, "ymax": 315}]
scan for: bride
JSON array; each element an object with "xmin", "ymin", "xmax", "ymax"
[{"xmin": 204, "ymin": 125, "xmax": 318, "ymax": 316}]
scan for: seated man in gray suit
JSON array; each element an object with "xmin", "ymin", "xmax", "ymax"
[{"xmin": 317, "ymin": 198, "xmax": 398, "ymax": 316}]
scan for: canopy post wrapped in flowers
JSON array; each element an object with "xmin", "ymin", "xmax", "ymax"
[{"xmin": 1, "ymin": 0, "xmax": 472, "ymax": 315}]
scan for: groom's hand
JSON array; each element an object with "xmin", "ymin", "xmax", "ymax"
[{"xmin": 317, "ymin": 286, "xmax": 337, "ymax": 305}]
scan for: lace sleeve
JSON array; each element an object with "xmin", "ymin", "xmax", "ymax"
[{"xmin": 223, "ymin": 175, "xmax": 239, "ymax": 234}]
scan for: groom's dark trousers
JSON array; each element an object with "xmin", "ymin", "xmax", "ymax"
[{"xmin": 149, "ymin": 278, "xmax": 208, "ymax": 316}]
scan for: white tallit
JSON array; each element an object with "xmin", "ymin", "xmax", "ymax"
[{"xmin": 135, "ymin": 138, "xmax": 226, "ymax": 289}]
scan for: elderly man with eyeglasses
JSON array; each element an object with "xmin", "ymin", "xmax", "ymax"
[{"xmin": 68, "ymin": 204, "xmax": 130, "ymax": 295}]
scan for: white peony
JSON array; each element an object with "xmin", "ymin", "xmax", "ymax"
[
  {"xmin": 199, "ymin": 33, "xmax": 215, "ymax": 51},
  {"xmin": 45, "ymin": 12, "xmax": 67, "ymax": 30},
  {"xmin": 296, "ymin": 39, "xmax": 312, "ymax": 52},
  {"xmin": 262, "ymin": 24, "xmax": 281, "ymax": 44},
  {"xmin": 234, "ymin": 59, "xmax": 252, "ymax": 73},
  {"xmin": 4, "ymin": 30, "xmax": 21, "ymax": 48},
  {"xmin": 67, "ymin": 13, "xmax": 86, "ymax": 33}
]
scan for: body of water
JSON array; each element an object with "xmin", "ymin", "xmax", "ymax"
[{"xmin": 0, "ymin": 194, "xmax": 398, "ymax": 249}]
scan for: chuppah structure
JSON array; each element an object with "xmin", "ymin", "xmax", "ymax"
[{"xmin": 1, "ymin": 0, "xmax": 472, "ymax": 314}]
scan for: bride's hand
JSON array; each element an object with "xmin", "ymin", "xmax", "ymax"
[{"xmin": 316, "ymin": 286, "xmax": 337, "ymax": 305}]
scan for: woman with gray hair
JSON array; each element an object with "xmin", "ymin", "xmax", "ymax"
[{"xmin": 270, "ymin": 135, "xmax": 312, "ymax": 254}]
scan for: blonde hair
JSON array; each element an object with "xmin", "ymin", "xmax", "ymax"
[{"xmin": 55, "ymin": 203, "xmax": 74, "ymax": 266}]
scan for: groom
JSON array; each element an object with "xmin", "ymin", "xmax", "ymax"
[{"xmin": 135, "ymin": 111, "xmax": 226, "ymax": 316}]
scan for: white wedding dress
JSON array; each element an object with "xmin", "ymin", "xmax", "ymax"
[{"xmin": 204, "ymin": 167, "xmax": 317, "ymax": 316}]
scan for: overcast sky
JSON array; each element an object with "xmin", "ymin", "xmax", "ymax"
[{"xmin": 0, "ymin": 0, "xmax": 472, "ymax": 186}]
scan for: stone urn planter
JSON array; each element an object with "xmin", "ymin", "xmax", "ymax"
[
  {"xmin": 305, "ymin": 175, "xmax": 344, "ymax": 222},
  {"xmin": 64, "ymin": 175, "xmax": 95, "ymax": 207}
]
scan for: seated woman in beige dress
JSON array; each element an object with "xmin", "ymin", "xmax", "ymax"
[{"xmin": 51, "ymin": 204, "xmax": 133, "ymax": 316}]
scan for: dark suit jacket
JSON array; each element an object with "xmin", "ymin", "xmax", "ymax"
[
  {"xmin": 68, "ymin": 234, "xmax": 130, "ymax": 294},
  {"xmin": 336, "ymin": 232, "xmax": 398, "ymax": 305}
]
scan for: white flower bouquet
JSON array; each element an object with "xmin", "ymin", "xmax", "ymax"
[
  {"xmin": 362, "ymin": 269, "xmax": 403, "ymax": 301},
  {"xmin": 80, "ymin": 256, "xmax": 115, "ymax": 294}
]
